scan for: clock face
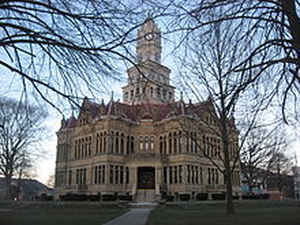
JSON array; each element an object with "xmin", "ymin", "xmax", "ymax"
[{"xmin": 145, "ymin": 32, "xmax": 154, "ymax": 41}]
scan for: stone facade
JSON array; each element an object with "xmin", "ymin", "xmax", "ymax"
[{"xmin": 55, "ymin": 19, "xmax": 241, "ymax": 201}]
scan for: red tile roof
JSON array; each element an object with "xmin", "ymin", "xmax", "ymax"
[{"xmin": 60, "ymin": 98, "xmax": 225, "ymax": 130}]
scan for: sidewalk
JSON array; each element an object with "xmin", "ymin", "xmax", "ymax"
[{"xmin": 103, "ymin": 208, "xmax": 153, "ymax": 225}]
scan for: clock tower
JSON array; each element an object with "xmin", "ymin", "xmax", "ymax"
[
  {"xmin": 122, "ymin": 18, "xmax": 175, "ymax": 105},
  {"xmin": 136, "ymin": 18, "xmax": 161, "ymax": 63}
]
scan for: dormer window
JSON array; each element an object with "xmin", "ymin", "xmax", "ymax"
[
  {"xmin": 157, "ymin": 87, "xmax": 161, "ymax": 98},
  {"xmin": 124, "ymin": 92, "xmax": 128, "ymax": 101},
  {"xmin": 163, "ymin": 89, "xmax": 167, "ymax": 99}
]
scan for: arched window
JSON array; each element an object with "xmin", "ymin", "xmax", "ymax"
[
  {"xmin": 156, "ymin": 87, "xmax": 161, "ymax": 98},
  {"xmin": 131, "ymin": 136, "xmax": 135, "ymax": 153},
  {"xmin": 139, "ymin": 136, "xmax": 144, "ymax": 151},
  {"xmin": 103, "ymin": 132, "xmax": 107, "ymax": 152},
  {"xmin": 145, "ymin": 136, "xmax": 149, "ymax": 151},
  {"xmin": 150, "ymin": 136, "xmax": 154, "ymax": 151},
  {"xmin": 126, "ymin": 136, "xmax": 130, "ymax": 155},
  {"xmin": 159, "ymin": 136, "xmax": 163, "ymax": 154},
  {"xmin": 169, "ymin": 133, "xmax": 172, "ymax": 154},
  {"xmin": 115, "ymin": 132, "xmax": 119, "ymax": 154},
  {"xmin": 120, "ymin": 133, "xmax": 124, "ymax": 154},
  {"xmin": 173, "ymin": 132, "xmax": 177, "ymax": 154}
]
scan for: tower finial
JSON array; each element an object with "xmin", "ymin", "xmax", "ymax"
[
  {"xmin": 180, "ymin": 91, "xmax": 183, "ymax": 101},
  {"xmin": 146, "ymin": 10, "xmax": 154, "ymax": 20}
]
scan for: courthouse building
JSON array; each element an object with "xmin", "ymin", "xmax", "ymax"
[{"xmin": 55, "ymin": 19, "xmax": 241, "ymax": 201}]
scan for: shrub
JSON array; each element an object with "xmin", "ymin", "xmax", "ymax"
[
  {"xmin": 212, "ymin": 193, "xmax": 226, "ymax": 200},
  {"xmin": 196, "ymin": 193, "xmax": 208, "ymax": 201},
  {"xmin": 118, "ymin": 195, "xmax": 132, "ymax": 201},
  {"xmin": 102, "ymin": 194, "xmax": 117, "ymax": 201},
  {"xmin": 89, "ymin": 195, "xmax": 100, "ymax": 201},
  {"xmin": 179, "ymin": 194, "xmax": 190, "ymax": 201},
  {"xmin": 165, "ymin": 195, "xmax": 175, "ymax": 201}
]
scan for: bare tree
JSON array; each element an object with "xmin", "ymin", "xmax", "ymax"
[
  {"xmin": 0, "ymin": 0, "xmax": 146, "ymax": 111},
  {"xmin": 0, "ymin": 97, "xmax": 47, "ymax": 200},
  {"xmin": 172, "ymin": 10, "xmax": 278, "ymax": 214},
  {"xmin": 240, "ymin": 124, "xmax": 287, "ymax": 193},
  {"xmin": 267, "ymin": 151, "xmax": 294, "ymax": 194}
]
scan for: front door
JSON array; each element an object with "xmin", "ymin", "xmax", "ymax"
[{"xmin": 137, "ymin": 167, "xmax": 155, "ymax": 189}]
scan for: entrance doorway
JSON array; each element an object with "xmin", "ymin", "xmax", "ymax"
[{"xmin": 137, "ymin": 167, "xmax": 155, "ymax": 189}]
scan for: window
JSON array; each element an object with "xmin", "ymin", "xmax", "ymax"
[
  {"xmin": 145, "ymin": 136, "xmax": 149, "ymax": 151},
  {"xmin": 120, "ymin": 166, "xmax": 124, "ymax": 184},
  {"xmin": 169, "ymin": 133, "xmax": 172, "ymax": 154},
  {"xmin": 68, "ymin": 170, "xmax": 72, "ymax": 185},
  {"xmin": 126, "ymin": 167, "xmax": 129, "ymax": 184},
  {"xmin": 163, "ymin": 89, "xmax": 167, "ymax": 99},
  {"xmin": 179, "ymin": 165, "xmax": 182, "ymax": 184},
  {"xmin": 159, "ymin": 137, "xmax": 163, "ymax": 154},
  {"xmin": 139, "ymin": 136, "xmax": 144, "ymax": 151},
  {"xmin": 115, "ymin": 132, "xmax": 119, "ymax": 153},
  {"xmin": 163, "ymin": 167, "xmax": 167, "ymax": 184},
  {"xmin": 150, "ymin": 136, "xmax": 154, "ymax": 151},
  {"xmin": 131, "ymin": 136, "xmax": 135, "ymax": 153},
  {"xmin": 169, "ymin": 167, "xmax": 173, "ymax": 184},
  {"xmin": 120, "ymin": 134, "xmax": 124, "ymax": 154},
  {"xmin": 187, "ymin": 165, "xmax": 190, "ymax": 184},
  {"xmin": 115, "ymin": 166, "xmax": 119, "ymax": 184}
]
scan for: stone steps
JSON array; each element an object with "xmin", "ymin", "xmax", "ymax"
[{"xmin": 135, "ymin": 189, "xmax": 155, "ymax": 202}]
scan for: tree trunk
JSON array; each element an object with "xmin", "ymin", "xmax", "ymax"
[
  {"xmin": 224, "ymin": 160, "xmax": 235, "ymax": 215},
  {"xmin": 222, "ymin": 124, "xmax": 235, "ymax": 215},
  {"xmin": 5, "ymin": 176, "xmax": 12, "ymax": 200}
]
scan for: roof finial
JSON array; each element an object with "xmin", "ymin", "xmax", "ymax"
[
  {"xmin": 180, "ymin": 91, "xmax": 183, "ymax": 101},
  {"xmin": 111, "ymin": 91, "xmax": 114, "ymax": 101}
]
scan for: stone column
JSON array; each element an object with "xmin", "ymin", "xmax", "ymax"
[
  {"xmin": 131, "ymin": 167, "xmax": 137, "ymax": 195},
  {"xmin": 112, "ymin": 165, "xmax": 115, "ymax": 185},
  {"xmin": 155, "ymin": 166, "xmax": 160, "ymax": 195},
  {"xmin": 105, "ymin": 164, "xmax": 109, "ymax": 185},
  {"xmin": 183, "ymin": 165, "xmax": 187, "ymax": 185},
  {"xmin": 166, "ymin": 166, "xmax": 170, "ymax": 192}
]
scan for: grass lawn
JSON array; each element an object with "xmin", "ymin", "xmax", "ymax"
[
  {"xmin": 148, "ymin": 200, "xmax": 300, "ymax": 225},
  {"xmin": 0, "ymin": 202, "xmax": 128, "ymax": 225}
]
